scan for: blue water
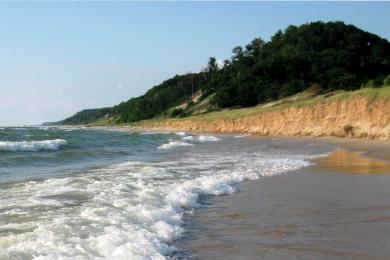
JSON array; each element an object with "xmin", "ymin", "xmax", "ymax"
[
  {"xmin": 0, "ymin": 126, "xmax": 332, "ymax": 259},
  {"xmin": 0, "ymin": 127, "xmax": 170, "ymax": 183}
]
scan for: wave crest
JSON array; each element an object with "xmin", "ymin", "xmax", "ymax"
[
  {"xmin": 158, "ymin": 141, "xmax": 193, "ymax": 150},
  {"xmin": 197, "ymin": 135, "xmax": 220, "ymax": 142},
  {"xmin": 0, "ymin": 139, "xmax": 67, "ymax": 152}
]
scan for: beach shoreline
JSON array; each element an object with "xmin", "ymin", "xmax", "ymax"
[{"xmin": 172, "ymin": 139, "xmax": 390, "ymax": 259}]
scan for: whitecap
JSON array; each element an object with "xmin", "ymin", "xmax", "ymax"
[
  {"xmin": 158, "ymin": 141, "xmax": 193, "ymax": 150},
  {"xmin": 12, "ymin": 127, "xmax": 28, "ymax": 131},
  {"xmin": 181, "ymin": 135, "xmax": 220, "ymax": 142},
  {"xmin": 234, "ymin": 134, "xmax": 250, "ymax": 138},
  {"xmin": 175, "ymin": 132, "xmax": 187, "ymax": 136},
  {"xmin": 0, "ymin": 139, "xmax": 67, "ymax": 152},
  {"xmin": 38, "ymin": 126, "xmax": 52, "ymax": 131},
  {"xmin": 197, "ymin": 135, "xmax": 220, "ymax": 142}
]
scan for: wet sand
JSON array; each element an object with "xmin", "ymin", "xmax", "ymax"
[
  {"xmin": 174, "ymin": 139, "xmax": 390, "ymax": 259},
  {"xmin": 318, "ymin": 137, "xmax": 390, "ymax": 161}
]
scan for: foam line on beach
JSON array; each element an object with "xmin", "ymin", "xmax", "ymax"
[{"xmin": 0, "ymin": 152, "xmax": 311, "ymax": 259}]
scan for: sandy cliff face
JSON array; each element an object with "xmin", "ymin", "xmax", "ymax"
[{"xmin": 143, "ymin": 97, "xmax": 390, "ymax": 139}]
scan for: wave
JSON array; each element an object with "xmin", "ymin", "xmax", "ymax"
[
  {"xmin": 175, "ymin": 132, "xmax": 187, "ymax": 136},
  {"xmin": 158, "ymin": 135, "xmax": 220, "ymax": 150},
  {"xmin": 11, "ymin": 127, "xmax": 29, "ymax": 131},
  {"xmin": 181, "ymin": 135, "xmax": 220, "ymax": 142},
  {"xmin": 0, "ymin": 132, "xmax": 333, "ymax": 259},
  {"xmin": 141, "ymin": 131, "xmax": 172, "ymax": 135},
  {"xmin": 37, "ymin": 126, "xmax": 54, "ymax": 131},
  {"xmin": 0, "ymin": 152, "xmax": 312, "ymax": 259},
  {"xmin": 158, "ymin": 140, "xmax": 193, "ymax": 150},
  {"xmin": 182, "ymin": 136, "xmax": 194, "ymax": 141},
  {"xmin": 234, "ymin": 134, "xmax": 250, "ymax": 138},
  {"xmin": 197, "ymin": 135, "xmax": 220, "ymax": 142},
  {"xmin": 64, "ymin": 128, "xmax": 76, "ymax": 132},
  {"xmin": 0, "ymin": 139, "xmax": 67, "ymax": 152}
]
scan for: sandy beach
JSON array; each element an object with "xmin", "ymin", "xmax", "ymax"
[{"xmin": 173, "ymin": 138, "xmax": 390, "ymax": 259}]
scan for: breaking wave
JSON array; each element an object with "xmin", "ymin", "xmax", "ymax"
[
  {"xmin": 158, "ymin": 140, "xmax": 193, "ymax": 150},
  {"xmin": 182, "ymin": 135, "xmax": 220, "ymax": 142},
  {"xmin": 197, "ymin": 135, "xmax": 220, "ymax": 142},
  {"xmin": 234, "ymin": 134, "xmax": 250, "ymax": 138},
  {"xmin": 175, "ymin": 132, "xmax": 187, "ymax": 136},
  {"xmin": 0, "ymin": 148, "xmax": 312, "ymax": 259},
  {"xmin": 158, "ymin": 135, "xmax": 221, "ymax": 150},
  {"xmin": 0, "ymin": 139, "xmax": 67, "ymax": 152}
]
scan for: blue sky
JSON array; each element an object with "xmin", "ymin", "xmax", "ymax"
[{"xmin": 0, "ymin": 2, "xmax": 389, "ymax": 126}]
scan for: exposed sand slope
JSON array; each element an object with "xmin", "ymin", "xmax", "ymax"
[{"xmin": 138, "ymin": 88, "xmax": 390, "ymax": 139}]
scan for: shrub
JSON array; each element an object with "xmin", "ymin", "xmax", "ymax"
[
  {"xmin": 170, "ymin": 108, "xmax": 186, "ymax": 118},
  {"xmin": 383, "ymin": 75, "xmax": 390, "ymax": 87}
]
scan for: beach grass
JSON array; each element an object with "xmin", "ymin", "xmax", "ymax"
[{"xmin": 150, "ymin": 86, "xmax": 390, "ymax": 122}]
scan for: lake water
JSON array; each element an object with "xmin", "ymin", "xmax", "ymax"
[{"xmin": 0, "ymin": 127, "xmax": 333, "ymax": 259}]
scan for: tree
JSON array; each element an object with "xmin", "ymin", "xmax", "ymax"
[{"xmin": 62, "ymin": 21, "xmax": 390, "ymax": 124}]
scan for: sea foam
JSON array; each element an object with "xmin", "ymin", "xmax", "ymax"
[
  {"xmin": 181, "ymin": 135, "xmax": 220, "ymax": 142},
  {"xmin": 158, "ymin": 140, "xmax": 193, "ymax": 150},
  {"xmin": 0, "ymin": 139, "xmax": 67, "ymax": 152},
  {"xmin": 0, "ymin": 152, "xmax": 311, "ymax": 259},
  {"xmin": 158, "ymin": 134, "xmax": 220, "ymax": 150},
  {"xmin": 197, "ymin": 135, "xmax": 220, "ymax": 142},
  {"xmin": 175, "ymin": 132, "xmax": 187, "ymax": 136}
]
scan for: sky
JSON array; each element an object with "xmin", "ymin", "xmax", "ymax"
[{"xmin": 0, "ymin": 2, "xmax": 389, "ymax": 126}]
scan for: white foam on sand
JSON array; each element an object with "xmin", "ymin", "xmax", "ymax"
[{"xmin": 0, "ymin": 139, "xmax": 67, "ymax": 152}]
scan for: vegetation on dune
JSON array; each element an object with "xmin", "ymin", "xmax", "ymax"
[
  {"xmin": 62, "ymin": 108, "xmax": 112, "ymax": 125},
  {"xmin": 132, "ymin": 86, "xmax": 390, "ymax": 124},
  {"xmin": 60, "ymin": 21, "xmax": 390, "ymax": 125}
]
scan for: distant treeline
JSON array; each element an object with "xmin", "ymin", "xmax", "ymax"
[
  {"xmin": 62, "ymin": 21, "xmax": 390, "ymax": 125},
  {"xmin": 63, "ymin": 108, "xmax": 112, "ymax": 125}
]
